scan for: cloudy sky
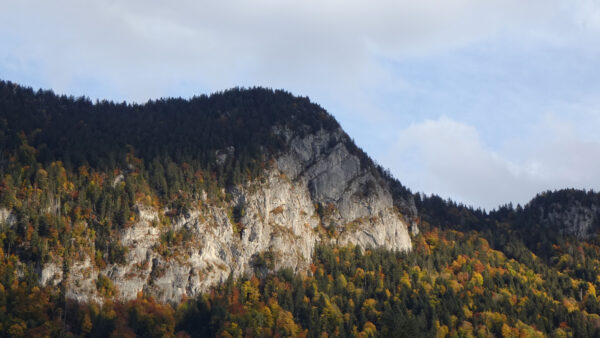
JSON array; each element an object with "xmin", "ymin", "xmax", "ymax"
[{"xmin": 1, "ymin": 0, "xmax": 600, "ymax": 210}]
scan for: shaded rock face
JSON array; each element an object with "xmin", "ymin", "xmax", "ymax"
[
  {"xmin": 538, "ymin": 202, "xmax": 600, "ymax": 240},
  {"xmin": 39, "ymin": 127, "xmax": 414, "ymax": 303},
  {"xmin": 276, "ymin": 127, "xmax": 412, "ymax": 251}
]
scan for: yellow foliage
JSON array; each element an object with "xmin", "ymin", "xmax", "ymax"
[
  {"xmin": 361, "ymin": 298, "xmax": 381, "ymax": 319},
  {"xmin": 515, "ymin": 320, "xmax": 544, "ymax": 338},
  {"xmin": 463, "ymin": 305, "xmax": 473, "ymax": 319},
  {"xmin": 458, "ymin": 321, "xmax": 474, "ymax": 337},
  {"xmin": 447, "ymin": 279, "xmax": 462, "ymax": 293},
  {"xmin": 241, "ymin": 280, "xmax": 260, "ymax": 304},
  {"xmin": 357, "ymin": 321, "xmax": 377, "ymax": 338},
  {"xmin": 480, "ymin": 311, "xmax": 507, "ymax": 331},
  {"xmin": 552, "ymin": 328, "xmax": 568, "ymax": 338},
  {"xmin": 81, "ymin": 313, "xmax": 93, "ymax": 334},
  {"xmin": 337, "ymin": 274, "xmax": 347, "ymax": 289},
  {"xmin": 435, "ymin": 323, "xmax": 449, "ymax": 338},
  {"xmin": 501, "ymin": 323, "xmax": 515, "ymax": 338},
  {"xmin": 400, "ymin": 272, "xmax": 411, "ymax": 289},
  {"xmin": 562, "ymin": 297, "xmax": 579, "ymax": 313},
  {"xmin": 274, "ymin": 308, "xmax": 300, "ymax": 336},
  {"xmin": 588, "ymin": 282, "xmax": 597, "ymax": 298},
  {"xmin": 471, "ymin": 272, "xmax": 484, "ymax": 287},
  {"xmin": 8, "ymin": 322, "xmax": 26, "ymax": 337},
  {"xmin": 263, "ymin": 306, "xmax": 274, "ymax": 328}
]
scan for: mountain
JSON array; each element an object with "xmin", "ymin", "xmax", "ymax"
[
  {"xmin": 2, "ymin": 80, "xmax": 600, "ymax": 336},
  {"xmin": 0, "ymin": 80, "xmax": 416, "ymax": 304}
]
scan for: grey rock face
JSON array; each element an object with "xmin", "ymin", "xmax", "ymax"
[
  {"xmin": 276, "ymin": 127, "xmax": 412, "ymax": 251},
  {"xmin": 539, "ymin": 202, "xmax": 600, "ymax": 239},
  {"xmin": 216, "ymin": 146, "xmax": 235, "ymax": 166},
  {"xmin": 39, "ymin": 127, "xmax": 414, "ymax": 303},
  {"xmin": 0, "ymin": 207, "xmax": 15, "ymax": 227}
]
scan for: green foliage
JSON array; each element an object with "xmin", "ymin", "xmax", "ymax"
[{"xmin": 96, "ymin": 274, "xmax": 115, "ymax": 297}]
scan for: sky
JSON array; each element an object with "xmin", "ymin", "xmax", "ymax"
[{"xmin": 1, "ymin": 0, "xmax": 600, "ymax": 210}]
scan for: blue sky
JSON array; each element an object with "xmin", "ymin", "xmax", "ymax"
[{"xmin": 1, "ymin": 0, "xmax": 600, "ymax": 210}]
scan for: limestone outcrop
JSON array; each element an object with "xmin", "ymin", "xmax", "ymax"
[{"xmin": 38, "ymin": 126, "xmax": 414, "ymax": 303}]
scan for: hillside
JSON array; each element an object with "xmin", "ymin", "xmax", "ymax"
[
  {"xmin": 2, "ymin": 81, "xmax": 600, "ymax": 336},
  {"xmin": 0, "ymin": 81, "xmax": 415, "ymax": 299}
]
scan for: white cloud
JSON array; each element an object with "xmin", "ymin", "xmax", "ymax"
[
  {"xmin": 0, "ymin": 0, "xmax": 595, "ymax": 101},
  {"xmin": 384, "ymin": 115, "xmax": 600, "ymax": 210}
]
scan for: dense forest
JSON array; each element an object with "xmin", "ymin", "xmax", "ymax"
[
  {"xmin": 1, "ymin": 80, "xmax": 600, "ymax": 337},
  {"xmin": 5, "ymin": 225, "xmax": 600, "ymax": 337},
  {"xmin": 0, "ymin": 80, "xmax": 340, "ymax": 183}
]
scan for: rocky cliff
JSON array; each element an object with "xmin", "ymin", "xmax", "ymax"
[
  {"xmin": 525, "ymin": 189, "xmax": 600, "ymax": 239},
  {"xmin": 33, "ymin": 125, "xmax": 415, "ymax": 303}
]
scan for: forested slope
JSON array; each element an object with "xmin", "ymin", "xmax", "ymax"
[{"xmin": 1, "ymin": 80, "xmax": 600, "ymax": 337}]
